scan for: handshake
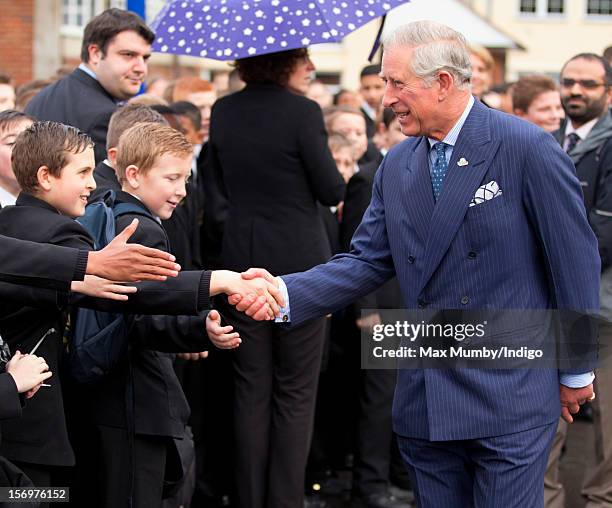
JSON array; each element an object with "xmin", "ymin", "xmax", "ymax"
[{"xmin": 207, "ymin": 268, "xmax": 283, "ymax": 350}]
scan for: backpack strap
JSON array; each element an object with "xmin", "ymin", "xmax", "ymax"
[{"xmin": 112, "ymin": 202, "xmax": 156, "ymax": 222}]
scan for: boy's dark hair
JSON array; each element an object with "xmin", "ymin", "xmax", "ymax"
[
  {"xmin": 561, "ymin": 53, "xmax": 612, "ymax": 86},
  {"xmin": 0, "ymin": 73, "xmax": 11, "ymax": 85},
  {"xmin": 0, "ymin": 110, "xmax": 35, "ymax": 135},
  {"xmin": 149, "ymin": 105, "xmax": 185, "ymax": 133},
  {"xmin": 360, "ymin": 64, "xmax": 381, "ymax": 78},
  {"xmin": 107, "ymin": 104, "xmax": 166, "ymax": 150},
  {"xmin": 235, "ymin": 48, "xmax": 309, "ymax": 86},
  {"xmin": 512, "ymin": 75, "xmax": 557, "ymax": 113},
  {"xmin": 171, "ymin": 101, "xmax": 202, "ymax": 132},
  {"xmin": 81, "ymin": 8, "xmax": 155, "ymax": 63},
  {"xmin": 12, "ymin": 122, "xmax": 94, "ymax": 194}
]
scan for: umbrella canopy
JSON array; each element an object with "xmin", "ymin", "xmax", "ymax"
[{"xmin": 151, "ymin": 0, "xmax": 409, "ymax": 61}]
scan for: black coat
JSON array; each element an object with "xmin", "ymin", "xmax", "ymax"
[
  {"xmin": 206, "ymin": 83, "xmax": 346, "ymax": 275},
  {"xmin": 553, "ymin": 117, "xmax": 612, "ymax": 270},
  {"xmin": 25, "ymin": 68, "xmax": 117, "ymax": 163},
  {"xmin": 79, "ymin": 191, "xmax": 210, "ymax": 438},
  {"xmin": 0, "ymin": 193, "xmax": 212, "ymax": 466},
  {"xmin": 0, "ymin": 193, "xmax": 95, "ymax": 467}
]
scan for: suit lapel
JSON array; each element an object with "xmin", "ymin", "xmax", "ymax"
[
  {"xmin": 402, "ymin": 137, "xmax": 434, "ymax": 244},
  {"xmin": 418, "ymin": 101, "xmax": 500, "ymax": 291}
]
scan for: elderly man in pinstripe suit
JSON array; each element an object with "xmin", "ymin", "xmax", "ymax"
[{"xmin": 216, "ymin": 21, "xmax": 600, "ymax": 508}]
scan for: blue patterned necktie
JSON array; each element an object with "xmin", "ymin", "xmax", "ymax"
[
  {"xmin": 565, "ymin": 132, "xmax": 580, "ymax": 154},
  {"xmin": 431, "ymin": 142, "xmax": 448, "ymax": 201}
]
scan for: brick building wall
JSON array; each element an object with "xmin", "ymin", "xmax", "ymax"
[{"xmin": 0, "ymin": 0, "xmax": 34, "ymax": 85}]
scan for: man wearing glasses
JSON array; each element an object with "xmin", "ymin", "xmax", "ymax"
[{"xmin": 546, "ymin": 53, "xmax": 612, "ymax": 508}]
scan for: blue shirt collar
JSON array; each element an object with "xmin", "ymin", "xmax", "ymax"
[
  {"xmin": 78, "ymin": 63, "xmax": 97, "ymax": 81},
  {"xmin": 427, "ymin": 95, "xmax": 475, "ymax": 149}
]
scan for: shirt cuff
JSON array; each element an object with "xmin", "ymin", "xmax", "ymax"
[
  {"xmin": 559, "ymin": 371, "xmax": 595, "ymax": 388},
  {"xmin": 275, "ymin": 277, "xmax": 291, "ymax": 323}
]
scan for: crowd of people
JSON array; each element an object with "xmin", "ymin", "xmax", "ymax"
[{"xmin": 0, "ymin": 6, "xmax": 611, "ymax": 508}]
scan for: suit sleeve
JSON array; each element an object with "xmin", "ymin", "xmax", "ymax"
[
  {"xmin": 297, "ymin": 101, "xmax": 346, "ymax": 206},
  {"xmin": 283, "ymin": 157, "xmax": 395, "ymax": 325},
  {"xmin": 0, "ymin": 221, "xmax": 93, "ymax": 311},
  {"xmin": 0, "ymin": 235, "xmax": 87, "ymax": 290},
  {"xmin": 588, "ymin": 139, "xmax": 612, "ymax": 270},
  {"xmin": 0, "ymin": 373, "xmax": 22, "ymax": 421},
  {"xmin": 86, "ymin": 110, "xmax": 113, "ymax": 164},
  {"xmin": 522, "ymin": 129, "xmax": 600, "ymax": 375}
]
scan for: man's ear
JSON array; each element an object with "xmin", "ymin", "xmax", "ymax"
[
  {"xmin": 36, "ymin": 166, "xmax": 53, "ymax": 191},
  {"xmin": 437, "ymin": 71, "xmax": 454, "ymax": 100},
  {"xmin": 87, "ymin": 43, "xmax": 104, "ymax": 68},
  {"xmin": 107, "ymin": 147, "xmax": 118, "ymax": 167},
  {"xmin": 123, "ymin": 164, "xmax": 141, "ymax": 189}
]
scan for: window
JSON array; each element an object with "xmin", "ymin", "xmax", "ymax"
[
  {"xmin": 587, "ymin": 0, "xmax": 612, "ymax": 15},
  {"xmin": 520, "ymin": 0, "xmax": 537, "ymax": 13},
  {"xmin": 547, "ymin": 0, "xmax": 564, "ymax": 13},
  {"xmin": 62, "ymin": 0, "xmax": 126, "ymax": 29},
  {"xmin": 519, "ymin": 0, "xmax": 565, "ymax": 16}
]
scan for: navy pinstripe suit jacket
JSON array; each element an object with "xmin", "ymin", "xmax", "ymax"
[{"xmin": 284, "ymin": 100, "xmax": 601, "ymax": 441}]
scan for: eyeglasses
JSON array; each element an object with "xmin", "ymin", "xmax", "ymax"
[{"xmin": 560, "ymin": 78, "xmax": 608, "ymax": 90}]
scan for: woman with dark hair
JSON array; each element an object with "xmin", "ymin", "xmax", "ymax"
[{"xmin": 205, "ymin": 48, "xmax": 345, "ymax": 508}]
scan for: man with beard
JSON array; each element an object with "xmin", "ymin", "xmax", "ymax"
[{"xmin": 546, "ymin": 53, "xmax": 612, "ymax": 508}]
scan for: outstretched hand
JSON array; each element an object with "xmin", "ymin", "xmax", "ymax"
[
  {"xmin": 560, "ymin": 383, "xmax": 594, "ymax": 423},
  {"xmin": 71, "ymin": 275, "xmax": 137, "ymax": 301},
  {"xmin": 87, "ymin": 219, "xmax": 181, "ymax": 282}
]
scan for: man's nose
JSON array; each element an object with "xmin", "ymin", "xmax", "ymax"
[
  {"xmin": 382, "ymin": 83, "xmax": 397, "ymax": 108},
  {"xmin": 133, "ymin": 56, "xmax": 147, "ymax": 74}
]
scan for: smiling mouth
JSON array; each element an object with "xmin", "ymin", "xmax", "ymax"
[{"xmin": 167, "ymin": 201, "xmax": 178, "ymax": 208}]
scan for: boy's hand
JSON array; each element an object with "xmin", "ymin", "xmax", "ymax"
[
  {"xmin": 230, "ymin": 268, "xmax": 284, "ymax": 320},
  {"xmin": 210, "ymin": 270, "xmax": 283, "ymax": 319},
  {"xmin": 87, "ymin": 219, "xmax": 181, "ymax": 282},
  {"xmin": 206, "ymin": 310, "xmax": 241, "ymax": 349},
  {"xmin": 71, "ymin": 275, "xmax": 137, "ymax": 301},
  {"xmin": 6, "ymin": 351, "xmax": 52, "ymax": 395}
]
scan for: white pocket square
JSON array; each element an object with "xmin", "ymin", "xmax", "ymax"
[{"xmin": 469, "ymin": 181, "xmax": 502, "ymax": 207}]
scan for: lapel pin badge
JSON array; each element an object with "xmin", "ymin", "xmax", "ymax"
[{"xmin": 457, "ymin": 157, "xmax": 469, "ymax": 167}]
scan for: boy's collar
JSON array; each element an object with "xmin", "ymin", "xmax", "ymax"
[
  {"xmin": 16, "ymin": 192, "xmax": 61, "ymax": 214},
  {"xmin": 116, "ymin": 190, "xmax": 161, "ymax": 223}
]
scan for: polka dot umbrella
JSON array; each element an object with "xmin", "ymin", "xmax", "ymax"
[{"xmin": 151, "ymin": 0, "xmax": 410, "ymax": 61}]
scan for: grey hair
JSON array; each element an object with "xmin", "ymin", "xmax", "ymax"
[{"xmin": 381, "ymin": 21, "xmax": 472, "ymax": 90}]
